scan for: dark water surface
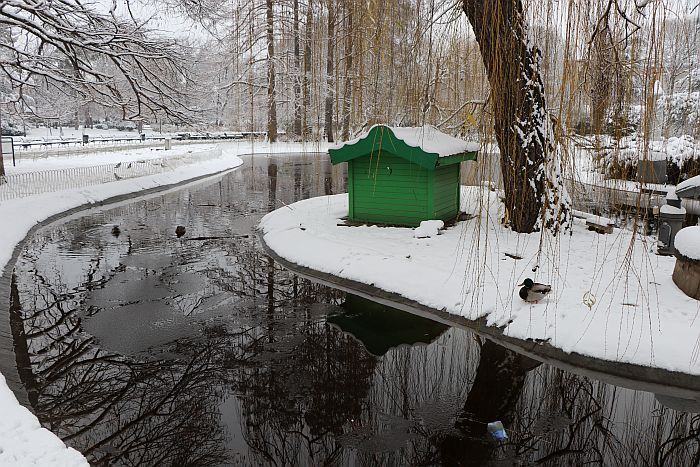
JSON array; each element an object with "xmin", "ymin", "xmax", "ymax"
[{"xmin": 8, "ymin": 154, "xmax": 700, "ymax": 466}]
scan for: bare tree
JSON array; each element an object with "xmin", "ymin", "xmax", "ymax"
[
  {"xmin": 293, "ymin": 0, "xmax": 303, "ymax": 138},
  {"xmin": 303, "ymin": 0, "xmax": 313, "ymax": 139},
  {"xmin": 340, "ymin": 1, "xmax": 354, "ymax": 140},
  {"xmin": 266, "ymin": 0, "xmax": 278, "ymax": 142},
  {"xmin": 324, "ymin": 0, "xmax": 335, "ymax": 142},
  {"xmin": 0, "ymin": 0, "xmax": 193, "ymax": 173}
]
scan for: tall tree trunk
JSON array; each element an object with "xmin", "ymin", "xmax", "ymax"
[
  {"xmin": 341, "ymin": 3, "xmax": 354, "ymax": 140},
  {"xmin": 303, "ymin": 0, "xmax": 313, "ymax": 139},
  {"xmin": 0, "ymin": 108, "xmax": 5, "ymax": 178},
  {"xmin": 266, "ymin": 0, "xmax": 278, "ymax": 143},
  {"xmin": 72, "ymin": 62, "xmax": 80, "ymax": 130},
  {"xmin": 590, "ymin": 25, "xmax": 613, "ymax": 134},
  {"xmin": 293, "ymin": 0, "xmax": 302, "ymax": 139},
  {"xmin": 463, "ymin": 0, "xmax": 570, "ymax": 234},
  {"xmin": 84, "ymin": 105, "xmax": 93, "ymax": 128},
  {"xmin": 324, "ymin": 0, "xmax": 335, "ymax": 142}
]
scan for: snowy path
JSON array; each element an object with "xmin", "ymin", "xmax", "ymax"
[
  {"xmin": 0, "ymin": 141, "xmax": 326, "ymax": 466},
  {"xmin": 259, "ymin": 187, "xmax": 700, "ymax": 383}
]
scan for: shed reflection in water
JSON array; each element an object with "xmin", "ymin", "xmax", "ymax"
[{"xmin": 8, "ymin": 154, "xmax": 700, "ymax": 466}]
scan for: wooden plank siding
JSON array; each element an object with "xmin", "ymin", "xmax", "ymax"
[
  {"xmin": 431, "ymin": 164, "xmax": 460, "ymax": 220},
  {"xmin": 348, "ymin": 153, "xmax": 461, "ymax": 226},
  {"xmin": 350, "ymin": 153, "xmax": 429, "ymax": 226}
]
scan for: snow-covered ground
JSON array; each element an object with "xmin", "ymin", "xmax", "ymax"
[
  {"xmin": 0, "ymin": 140, "xmax": 326, "ymax": 466},
  {"xmin": 5, "ymin": 143, "xmax": 219, "ymax": 174},
  {"xmin": 0, "ymin": 374, "xmax": 87, "ymax": 466},
  {"xmin": 16, "ymin": 126, "xmax": 178, "ymax": 142},
  {"xmin": 260, "ymin": 186, "xmax": 700, "ymax": 375}
]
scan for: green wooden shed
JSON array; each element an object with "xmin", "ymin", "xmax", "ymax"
[{"xmin": 328, "ymin": 125, "xmax": 478, "ymax": 226}]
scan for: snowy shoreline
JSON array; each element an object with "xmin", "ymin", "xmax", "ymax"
[
  {"xmin": 259, "ymin": 187, "xmax": 700, "ymax": 397},
  {"xmin": 0, "ymin": 142, "xmax": 326, "ymax": 466}
]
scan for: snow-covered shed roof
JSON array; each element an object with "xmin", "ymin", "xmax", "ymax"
[
  {"xmin": 328, "ymin": 125, "xmax": 479, "ymax": 170},
  {"xmin": 677, "ymin": 174, "xmax": 700, "ymax": 199}
]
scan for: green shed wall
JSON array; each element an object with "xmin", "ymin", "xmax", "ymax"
[
  {"xmin": 430, "ymin": 164, "xmax": 460, "ymax": 220},
  {"xmin": 348, "ymin": 153, "xmax": 460, "ymax": 226},
  {"xmin": 350, "ymin": 153, "xmax": 428, "ymax": 226}
]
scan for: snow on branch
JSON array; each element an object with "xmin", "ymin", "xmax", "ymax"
[{"xmin": 0, "ymin": 0, "xmax": 195, "ymax": 122}]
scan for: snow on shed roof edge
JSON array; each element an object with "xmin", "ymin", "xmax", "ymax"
[{"xmin": 329, "ymin": 124, "xmax": 480, "ymax": 158}]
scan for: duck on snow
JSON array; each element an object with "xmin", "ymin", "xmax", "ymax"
[{"xmin": 517, "ymin": 278, "xmax": 551, "ymax": 303}]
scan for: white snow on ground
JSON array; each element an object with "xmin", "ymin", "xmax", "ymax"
[
  {"xmin": 260, "ymin": 186, "xmax": 700, "ymax": 375},
  {"xmin": 17, "ymin": 126, "xmax": 173, "ymax": 142},
  {"xmin": 330, "ymin": 124, "xmax": 480, "ymax": 157},
  {"xmin": 5, "ymin": 143, "xmax": 219, "ymax": 174},
  {"xmin": 0, "ymin": 374, "xmax": 87, "ymax": 466},
  {"xmin": 676, "ymin": 226, "xmax": 700, "ymax": 260},
  {"xmin": 20, "ymin": 126, "xmax": 139, "ymax": 141},
  {"xmin": 0, "ymin": 140, "xmax": 325, "ymax": 466},
  {"xmin": 11, "ymin": 127, "xmax": 173, "ymax": 150},
  {"xmin": 413, "ymin": 220, "xmax": 444, "ymax": 238}
]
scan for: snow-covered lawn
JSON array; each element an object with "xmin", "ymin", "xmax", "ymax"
[
  {"xmin": 5, "ymin": 143, "xmax": 218, "ymax": 175},
  {"xmin": 17, "ymin": 126, "xmax": 168, "ymax": 143},
  {"xmin": 0, "ymin": 141, "xmax": 326, "ymax": 466},
  {"xmin": 260, "ymin": 186, "xmax": 700, "ymax": 375},
  {"xmin": 25, "ymin": 126, "xmax": 142, "ymax": 138}
]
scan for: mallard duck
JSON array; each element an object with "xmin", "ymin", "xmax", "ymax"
[{"xmin": 517, "ymin": 278, "xmax": 551, "ymax": 303}]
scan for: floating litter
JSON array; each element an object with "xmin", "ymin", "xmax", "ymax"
[{"xmin": 487, "ymin": 421, "xmax": 508, "ymax": 441}]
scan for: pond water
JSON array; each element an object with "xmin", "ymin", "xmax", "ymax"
[{"xmin": 6, "ymin": 153, "xmax": 700, "ymax": 466}]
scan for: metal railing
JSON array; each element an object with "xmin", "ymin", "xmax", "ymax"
[
  {"xmin": 0, "ymin": 147, "xmax": 222, "ymax": 202},
  {"xmin": 12, "ymin": 132, "xmax": 252, "ymax": 152}
]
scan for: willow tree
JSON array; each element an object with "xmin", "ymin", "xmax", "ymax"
[{"xmin": 463, "ymin": 0, "xmax": 571, "ymax": 234}]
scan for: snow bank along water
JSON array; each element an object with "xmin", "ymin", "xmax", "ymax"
[
  {"xmin": 0, "ymin": 142, "xmax": 326, "ymax": 466},
  {"xmin": 259, "ymin": 186, "xmax": 700, "ymax": 381},
  {"xmin": 0, "ymin": 373, "xmax": 87, "ymax": 466}
]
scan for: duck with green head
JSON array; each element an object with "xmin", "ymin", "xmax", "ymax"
[{"xmin": 517, "ymin": 278, "xmax": 551, "ymax": 303}]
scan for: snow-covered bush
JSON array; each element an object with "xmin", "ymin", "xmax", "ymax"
[
  {"xmin": 659, "ymin": 92, "xmax": 700, "ymax": 136},
  {"xmin": 0, "ymin": 122, "xmax": 25, "ymax": 137},
  {"xmin": 596, "ymin": 135, "xmax": 700, "ymax": 183}
]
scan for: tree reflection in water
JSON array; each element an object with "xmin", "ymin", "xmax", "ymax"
[{"xmin": 7, "ymin": 154, "xmax": 700, "ymax": 466}]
